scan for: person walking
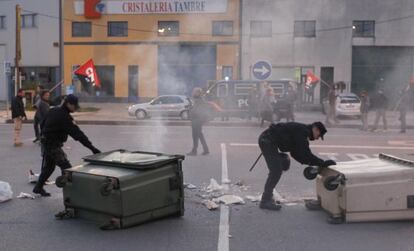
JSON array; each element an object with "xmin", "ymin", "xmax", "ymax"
[
  {"xmin": 33, "ymin": 85, "xmax": 44, "ymax": 143},
  {"xmin": 371, "ymin": 89, "xmax": 388, "ymax": 132},
  {"xmin": 187, "ymin": 88, "xmax": 210, "ymax": 156},
  {"xmin": 325, "ymin": 85, "xmax": 339, "ymax": 126},
  {"xmin": 260, "ymin": 87, "xmax": 275, "ymax": 127},
  {"xmin": 34, "ymin": 90, "xmax": 50, "ymax": 155},
  {"xmin": 285, "ymin": 85, "xmax": 297, "ymax": 122},
  {"xmin": 11, "ymin": 89, "xmax": 27, "ymax": 147},
  {"xmin": 360, "ymin": 91, "xmax": 370, "ymax": 131},
  {"xmin": 397, "ymin": 87, "xmax": 412, "ymax": 133},
  {"xmin": 33, "ymin": 94, "xmax": 101, "ymax": 196}
]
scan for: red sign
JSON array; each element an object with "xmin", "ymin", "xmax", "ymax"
[
  {"xmin": 74, "ymin": 59, "xmax": 101, "ymax": 88},
  {"xmin": 85, "ymin": 0, "xmax": 102, "ymax": 19}
]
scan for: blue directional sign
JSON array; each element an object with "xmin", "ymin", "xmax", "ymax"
[{"xmin": 252, "ymin": 61, "xmax": 272, "ymax": 80}]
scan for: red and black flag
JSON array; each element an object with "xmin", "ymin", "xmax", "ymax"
[
  {"xmin": 74, "ymin": 59, "xmax": 100, "ymax": 88},
  {"xmin": 305, "ymin": 70, "xmax": 319, "ymax": 91}
]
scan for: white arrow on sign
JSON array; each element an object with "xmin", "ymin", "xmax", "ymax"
[{"xmin": 253, "ymin": 65, "xmax": 270, "ymax": 76}]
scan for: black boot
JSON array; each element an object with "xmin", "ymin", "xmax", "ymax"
[
  {"xmin": 259, "ymin": 200, "xmax": 282, "ymax": 211},
  {"xmin": 259, "ymin": 194, "xmax": 281, "ymax": 211},
  {"xmin": 33, "ymin": 186, "xmax": 51, "ymax": 197}
]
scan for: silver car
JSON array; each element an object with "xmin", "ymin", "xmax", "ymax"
[
  {"xmin": 323, "ymin": 93, "xmax": 361, "ymax": 117},
  {"xmin": 128, "ymin": 95, "xmax": 192, "ymax": 120}
]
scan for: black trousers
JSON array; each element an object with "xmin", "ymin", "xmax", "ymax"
[
  {"xmin": 191, "ymin": 122, "xmax": 209, "ymax": 153},
  {"xmin": 258, "ymin": 131, "xmax": 283, "ymax": 201},
  {"xmin": 35, "ymin": 144, "xmax": 72, "ymax": 190},
  {"xmin": 33, "ymin": 117, "xmax": 40, "ymax": 139}
]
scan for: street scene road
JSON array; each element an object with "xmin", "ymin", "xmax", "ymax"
[{"xmin": 1, "ymin": 123, "xmax": 414, "ymax": 251}]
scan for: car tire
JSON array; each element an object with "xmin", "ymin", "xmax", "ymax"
[
  {"xmin": 135, "ymin": 109, "xmax": 147, "ymax": 120},
  {"xmin": 180, "ymin": 110, "xmax": 189, "ymax": 120}
]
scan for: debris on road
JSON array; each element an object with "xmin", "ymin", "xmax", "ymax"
[
  {"xmin": 184, "ymin": 183, "xmax": 197, "ymax": 189},
  {"xmin": 218, "ymin": 195, "xmax": 245, "ymax": 205},
  {"xmin": 234, "ymin": 180, "xmax": 245, "ymax": 186},
  {"xmin": 207, "ymin": 178, "xmax": 223, "ymax": 192},
  {"xmin": 17, "ymin": 192, "xmax": 36, "ymax": 199},
  {"xmin": 203, "ymin": 200, "xmax": 219, "ymax": 210},
  {"xmin": 245, "ymin": 195, "xmax": 261, "ymax": 202},
  {"xmin": 0, "ymin": 181, "xmax": 13, "ymax": 203}
]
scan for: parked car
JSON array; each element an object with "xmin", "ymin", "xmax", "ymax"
[
  {"xmin": 322, "ymin": 93, "xmax": 361, "ymax": 117},
  {"xmin": 128, "ymin": 95, "xmax": 192, "ymax": 120}
]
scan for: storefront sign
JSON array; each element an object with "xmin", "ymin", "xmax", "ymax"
[{"xmin": 75, "ymin": 0, "xmax": 228, "ymax": 16}]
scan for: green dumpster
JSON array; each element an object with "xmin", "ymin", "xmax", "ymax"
[{"xmin": 55, "ymin": 149, "xmax": 185, "ymax": 230}]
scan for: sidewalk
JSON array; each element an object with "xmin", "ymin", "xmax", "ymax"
[{"xmin": 1, "ymin": 102, "xmax": 413, "ymax": 129}]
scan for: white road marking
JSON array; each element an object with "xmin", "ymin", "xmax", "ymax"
[
  {"xmin": 347, "ymin": 153, "xmax": 370, "ymax": 160},
  {"xmin": 318, "ymin": 152, "xmax": 339, "ymax": 161},
  {"xmin": 218, "ymin": 143, "xmax": 229, "ymax": 251},
  {"xmin": 230, "ymin": 143, "xmax": 414, "ymax": 150},
  {"xmin": 388, "ymin": 140, "xmax": 414, "ymax": 146}
]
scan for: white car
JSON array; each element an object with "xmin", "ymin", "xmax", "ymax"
[
  {"xmin": 323, "ymin": 93, "xmax": 361, "ymax": 117},
  {"xmin": 128, "ymin": 95, "xmax": 192, "ymax": 120}
]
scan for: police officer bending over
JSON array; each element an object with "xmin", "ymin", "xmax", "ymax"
[
  {"xmin": 33, "ymin": 95, "xmax": 101, "ymax": 196},
  {"xmin": 258, "ymin": 121, "xmax": 336, "ymax": 210}
]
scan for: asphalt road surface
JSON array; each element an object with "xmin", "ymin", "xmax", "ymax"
[{"xmin": 1, "ymin": 123, "xmax": 414, "ymax": 251}]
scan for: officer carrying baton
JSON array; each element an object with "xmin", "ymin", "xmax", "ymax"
[{"xmin": 249, "ymin": 153, "xmax": 263, "ymax": 172}]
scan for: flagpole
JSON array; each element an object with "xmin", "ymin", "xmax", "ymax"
[{"xmin": 49, "ymin": 79, "xmax": 65, "ymax": 93}]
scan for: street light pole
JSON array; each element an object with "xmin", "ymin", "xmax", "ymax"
[{"xmin": 15, "ymin": 4, "xmax": 21, "ymax": 95}]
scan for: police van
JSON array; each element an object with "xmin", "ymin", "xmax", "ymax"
[{"xmin": 205, "ymin": 79, "xmax": 298, "ymax": 118}]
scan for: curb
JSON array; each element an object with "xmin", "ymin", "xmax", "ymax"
[{"xmin": 3, "ymin": 118, "xmax": 414, "ymax": 129}]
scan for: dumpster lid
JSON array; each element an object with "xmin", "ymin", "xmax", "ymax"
[{"xmin": 83, "ymin": 149, "xmax": 184, "ymax": 170}]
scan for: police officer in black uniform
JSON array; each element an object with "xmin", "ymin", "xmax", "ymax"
[
  {"xmin": 258, "ymin": 121, "xmax": 336, "ymax": 210},
  {"xmin": 33, "ymin": 94, "xmax": 101, "ymax": 196}
]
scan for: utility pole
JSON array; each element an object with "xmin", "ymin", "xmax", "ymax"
[{"xmin": 15, "ymin": 4, "xmax": 21, "ymax": 95}]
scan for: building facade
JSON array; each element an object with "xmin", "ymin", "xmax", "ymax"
[
  {"xmin": 242, "ymin": 0, "xmax": 414, "ymax": 104},
  {"xmin": 0, "ymin": 0, "xmax": 60, "ymax": 102},
  {"xmin": 63, "ymin": 0, "xmax": 241, "ymax": 101}
]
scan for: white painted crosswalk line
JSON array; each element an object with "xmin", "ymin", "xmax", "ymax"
[
  {"xmin": 347, "ymin": 153, "xmax": 370, "ymax": 160},
  {"xmin": 318, "ymin": 152, "xmax": 339, "ymax": 161}
]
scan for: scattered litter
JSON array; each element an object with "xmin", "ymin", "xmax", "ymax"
[
  {"xmin": 29, "ymin": 170, "xmax": 39, "ymax": 183},
  {"xmin": 228, "ymin": 234, "xmax": 233, "ymax": 238},
  {"xmin": 218, "ymin": 195, "xmax": 245, "ymax": 205},
  {"xmin": 17, "ymin": 192, "xmax": 36, "ymax": 199},
  {"xmin": 203, "ymin": 200, "xmax": 219, "ymax": 210},
  {"xmin": 184, "ymin": 183, "xmax": 197, "ymax": 189},
  {"xmin": 0, "ymin": 181, "xmax": 13, "ymax": 203},
  {"xmin": 207, "ymin": 178, "xmax": 223, "ymax": 192},
  {"xmin": 285, "ymin": 203, "xmax": 298, "ymax": 206},
  {"xmin": 245, "ymin": 195, "xmax": 261, "ymax": 202},
  {"xmin": 222, "ymin": 178, "xmax": 231, "ymax": 184},
  {"xmin": 235, "ymin": 180, "xmax": 245, "ymax": 186}
]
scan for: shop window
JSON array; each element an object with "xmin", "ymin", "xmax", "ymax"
[
  {"xmin": 212, "ymin": 21, "xmax": 233, "ymax": 36},
  {"xmin": 108, "ymin": 21, "xmax": 128, "ymax": 37},
  {"xmin": 21, "ymin": 14, "xmax": 37, "ymax": 28},
  {"xmin": 222, "ymin": 66, "xmax": 233, "ymax": 80},
  {"xmin": 250, "ymin": 21, "xmax": 272, "ymax": 37},
  {"xmin": 0, "ymin": 16, "xmax": 6, "ymax": 29},
  {"xmin": 72, "ymin": 22, "xmax": 91, "ymax": 37},
  {"xmin": 353, "ymin": 20, "xmax": 375, "ymax": 37},
  {"xmin": 158, "ymin": 21, "xmax": 179, "ymax": 36},
  {"xmin": 294, "ymin": 20, "xmax": 316, "ymax": 37}
]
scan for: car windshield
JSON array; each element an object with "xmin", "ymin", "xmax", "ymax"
[{"xmin": 340, "ymin": 96, "xmax": 360, "ymax": 103}]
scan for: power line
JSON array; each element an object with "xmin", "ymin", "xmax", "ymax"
[{"xmin": 21, "ymin": 8, "xmax": 414, "ymax": 38}]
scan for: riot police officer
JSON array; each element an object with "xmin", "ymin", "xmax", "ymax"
[
  {"xmin": 258, "ymin": 121, "xmax": 336, "ymax": 210},
  {"xmin": 33, "ymin": 94, "xmax": 101, "ymax": 196}
]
